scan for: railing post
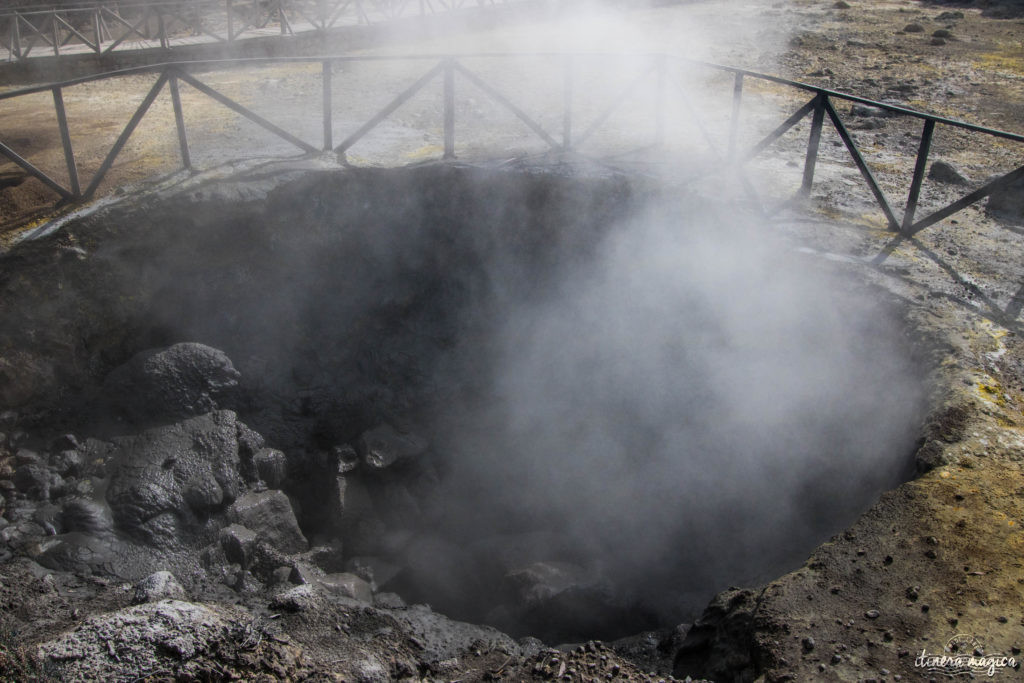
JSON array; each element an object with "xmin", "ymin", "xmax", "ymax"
[
  {"xmin": 728, "ymin": 71, "xmax": 744, "ymax": 159},
  {"xmin": 279, "ymin": 0, "xmax": 287, "ymax": 34},
  {"xmin": 800, "ymin": 93, "xmax": 826, "ymax": 196},
  {"xmin": 563, "ymin": 55, "xmax": 573, "ymax": 151},
  {"xmin": 443, "ymin": 58, "xmax": 455, "ymax": 159},
  {"xmin": 902, "ymin": 118, "xmax": 935, "ymax": 234},
  {"xmin": 322, "ymin": 60, "xmax": 333, "ymax": 151},
  {"xmin": 52, "ymin": 86, "xmax": 81, "ymax": 197},
  {"xmin": 92, "ymin": 8, "xmax": 102, "ymax": 53},
  {"xmin": 52, "ymin": 13, "xmax": 60, "ymax": 57},
  {"xmin": 227, "ymin": 0, "xmax": 235, "ymax": 40},
  {"xmin": 169, "ymin": 71, "xmax": 192, "ymax": 170},
  {"xmin": 157, "ymin": 10, "xmax": 168, "ymax": 49}
]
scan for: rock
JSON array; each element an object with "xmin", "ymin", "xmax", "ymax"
[
  {"xmin": 865, "ymin": 609, "xmax": 880, "ymax": 619},
  {"xmin": 933, "ymin": 29, "xmax": 953, "ymax": 38},
  {"xmin": 270, "ymin": 584, "xmax": 319, "ymax": 612},
  {"xmin": 106, "ymin": 411, "xmax": 245, "ymax": 547},
  {"xmin": 849, "ymin": 103, "xmax": 893, "ymax": 118},
  {"xmin": 13, "ymin": 464, "xmax": 60, "ymax": 500},
  {"xmin": 375, "ymin": 592, "xmax": 407, "ymax": 609},
  {"xmin": 987, "ymin": 174, "xmax": 1024, "ymax": 221},
  {"xmin": 345, "ymin": 556, "xmax": 402, "ymax": 590},
  {"xmin": 227, "ymin": 490, "xmax": 308, "ymax": 554},
  {"xmin": 235, "ymin": 421, "xmax": 265, "ymax": 483},
  {"xmin": 332, "ymin": 444, "xmax": 360, "ymax": 473},
  {"xmin": 308, "ymin": 544, "xmax": 347, "ymax": 573},
  {"xmin": 60, "ymin": 498, "xmax": 113, "ymax": 535},
  {"xmin": 133, "ymin": 570, "xmax": 187, "ymax": 604},
  {"xmin": 49, "ymin": 449, "xmax": 83, "ymax": 477},
  {"xmin": 903, "ymin": 23, "xmax": 924, "ymax": 33},
  {"xmin": 253, "ymin": 448, "xmax": 288, "ymax": 488},
  {"xmin": 38, "ymin": 600, "xmax": 252, "ymax": 679},
  {"xmin": 505, "ymin": 561, "xmax": 598, "ymax": 606},
  {"xmin": 833, "ymin": 0, "xmax": 850, "ymax": 8},
  {"xmin": 103, "ymin": 342, "xmax": 240, "ymax": 424},
  {"xmin": 931, "ymin": 37, "xmax": 946, "ymax": 46},
  {"xmin": 389, "ymin": 603, "xmax": 522, "ymax": 666},
  {"xmin": 319, "ymin": 572, "xmax": 374, "ymax": 603},
  {"xmin": 356, "ymin": 423, "xmax": 428, "ymax": 470},
  {"xmin": 928, "ymin": 161, "xmax": 969, "ymax": 185},
  {"xmin": 50, "ymin": 434, "xmax": 82, "ymax": 451},
  {"xmin": 219, "ymin": 523, "xmax": 258, "ymax": 567},
  {"xmin": 34, "ymin": 532, "xmax": 116, "ymax": 575}
]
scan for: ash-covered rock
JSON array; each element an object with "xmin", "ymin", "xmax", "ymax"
[
  {"xmin": 105, "ymin": 410, "xmax": 245, "ymax": 547},
  {"xmin": 227, "ymin": 490, "xmax": 308, "ymax": 555},
  {"xmin": 132, "ymin": 570, "xmax": 187, "ymax": 603},
  {"xmin": 36, "ymin": 599, "xmax": 304, "ymax": 681},
  {"xmin": 103, "ymin": 343, "xmax": 240, "ymax": 425}
]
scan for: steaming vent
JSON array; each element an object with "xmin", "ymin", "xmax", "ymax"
[{"xmin": 1, "ymin": 162, "xmax": 926, "ymax": 645}]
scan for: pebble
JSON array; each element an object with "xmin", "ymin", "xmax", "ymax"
[
  {"xmin": 802, "ymin": 637, "xmax": 815, "ymax": 652},
  {"xmin": 865, "ymin": 609, "xmax": 880, "ymax": 619}
]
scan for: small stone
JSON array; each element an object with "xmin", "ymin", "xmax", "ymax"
[
  {"xmin": 931, "ymin": 37, "xmax": 947, "ymax": 46},
  {"xmin": 833, "ymin": 0, "xmax": 850, "ymax": 7},
  {"xmin": 903, "ymin": 23, "xmax": 925, "ymax": 33},
  {"xmin": 906, "ymin": 586, "xmax": 919, "ymax": 601},
  {"xmin": 925, "ymin": 549, "xmax": 937, "ymax": 559},
  {"xmin": 933, "ymin": 29, "xmax": 952, "ymax": 38},
  {"xmin": 270, "ymin": 584, "xmax": 318, "ymax": 612},
  {"xmin": 132, "ymin": 570, "xmax": 186, "ymax": 604},
  {"xmin": 865, "ymin": 609, "xmax": 880, "ymax": 619},
  {"xmin": 831, "ymin": 654, "xmax": 842, "ymax": 665},
  {"xmin": 802, "ymin": 636, "xmax": 816, "ymax": 652}
]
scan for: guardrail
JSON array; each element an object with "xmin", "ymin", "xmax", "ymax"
[
  {"xmin": 0, "ymin": 53, "xmax": 1022, "ymax": 238},
  {"xmin": 1, "ymin": 0, "xmax": 522, "ymax": 62}
]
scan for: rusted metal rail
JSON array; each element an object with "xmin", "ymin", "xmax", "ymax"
[
  {"xmin": 0, "ymin": 0, "xmax": 520, "ymax": 62},
  {"xmin": 0, "ymin": 53, "xmax": 1022, "ymax": 241}
]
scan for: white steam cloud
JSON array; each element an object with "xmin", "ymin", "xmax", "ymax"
[{"xmin": 429, "ymin": 194, "xmax": 924, "ymax": 623}]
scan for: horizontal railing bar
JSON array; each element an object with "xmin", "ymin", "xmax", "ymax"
[{"xmin": 1, "ymin": 52, "xmax": 1022, "ymax": 145}]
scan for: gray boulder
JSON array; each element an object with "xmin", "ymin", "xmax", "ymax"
[
  {"xmin": 219, "ymin": 523, "xmax": 258, "ymax": 567},
  {"xmin": 355, "ymin": 424, "xmax": 428, "ymax": 470},
  {"xmin": 319, "ymin": 572, "xmax": 374, "ymax": 603},
  {"xmin": 105, "ymin": 410, "xmax": 244, "ymax": 547},
  {"xmin": 227, "ymin": 490, "xmax": 308, "ymax": 555},
  {"xmin": 103, "ymin": 342, "xmax": 240, "ymax": 424},
  {"xmin": 133, "ymin": 570, "xmax": 187, "ymax": 604},
  {"xmin": 37, "ymin": 600, "xmax": 252, "ymax": 680},
  {"xmin": 928, "ymin": 160, "xmax": 969, "ymax": 185},
  {"xmin": 253, "ymin": 448, "xmax": 288, "ymax": 489}
]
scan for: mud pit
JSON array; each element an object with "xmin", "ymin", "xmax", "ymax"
[{"xmin": 0, "ymin": 161, "xmax": 935, "ymax": 678}]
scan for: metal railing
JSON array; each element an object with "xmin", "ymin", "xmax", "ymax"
[
  {"xmin": 0, "ymin": 53, "xmax": 1022, "ymax": 239},
  {"xmin": 0, "ymin": 0, "xmax": 524, "ymax": 62}
]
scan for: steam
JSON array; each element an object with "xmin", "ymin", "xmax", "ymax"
[{"xmin": 428, "ymin": 193, "xmax": 924, "ymax": 623}]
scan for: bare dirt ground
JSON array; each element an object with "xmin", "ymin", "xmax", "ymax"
[{"xmin": 2, "ymin": 1, "xmax": 1024, "ymax": 681}]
